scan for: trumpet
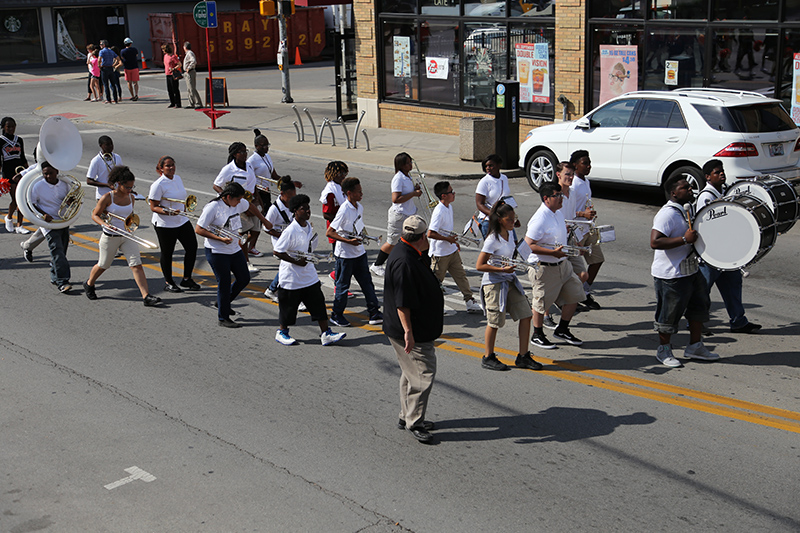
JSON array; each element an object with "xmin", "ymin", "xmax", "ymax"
[
  {"xmin": 100, "ymin": 212, "xmax": 158, "ymax": 249},
  {"xmin": 487, "ymin": 254, "xmax": 536, "ymax": 274},
  {"xmin": 536, "ymin": 242, "xmax": 592, "ymax": 257},
  {"xmin": 286, "ymin": 250, "xmax": 334, "ymax": 264},
  {"xmin": 339, "ymin": 226, "xmax": 382, "ymax": 245},
  {"xmin": 203, "ymin": 223, "xmax": 247, "ymax": 245},
  {"xmin": 441, "ymin": 230, "xmax": 481, "ymax": 247},
  {"xmin": 150, "ymin": 194, "xmax": 198, "ymax": 212}
]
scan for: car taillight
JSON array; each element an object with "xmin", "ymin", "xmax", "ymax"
[
  {"xmin": 794, "ymin": 138, "xmax": 800, "ymax": 152},
  {"xmin": 714, "ymin": 143, "xmax": 758, "ymax": 157}
]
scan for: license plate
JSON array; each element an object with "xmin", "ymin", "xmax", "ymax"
[{"xmin": 768, "ymin": 143, "xmax": 784, "ymax": 156}]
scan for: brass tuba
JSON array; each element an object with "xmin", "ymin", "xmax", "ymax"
[{"xmin": 15, "ymin": 116, "xmax": 84, "ymax": 230}]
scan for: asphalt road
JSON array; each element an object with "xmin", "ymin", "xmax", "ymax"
[{"xmin": 1, "ymin": 71, "xmax": 799, "ymax": 532}]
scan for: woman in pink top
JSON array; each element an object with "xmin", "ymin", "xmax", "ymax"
[
  {"xmin": 162, "ymin": 43, "xmax": 182, "ymax": 108},
  {"xmin": 89, "ymin": 48, "xmax": 102, "ymax": 102}
]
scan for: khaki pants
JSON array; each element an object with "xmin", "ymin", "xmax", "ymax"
[
  {"xmin": 431, "ymin": 250, "xmax": 473, "ymax": 301},
  {"xmin": 389, "ymin": 337, "xmax": 436, "ymax": 430}
]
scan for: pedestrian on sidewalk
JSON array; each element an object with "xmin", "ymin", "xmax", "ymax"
[
  {"xmin": 162, "ymin": 43, "xmax": 182, "ymax": 108},
  {"xmin": 88, "ymin": 46, "xmax": 102, "ymax": 102},
  {"xmin": 183, "ymin": 42, "xmax": 202, "ymax": 109},
  {"xmin": 98, "ymin": 40, "xmax": 119, "ymax": 104},
  {"xmin": 120, "ymin": 38, "xmax": 140, "ymax": 101}
]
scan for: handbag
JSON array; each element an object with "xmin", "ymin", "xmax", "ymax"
[{"xmin": 172, "ymin": 68, "xmax": 183, "ymax": 81}]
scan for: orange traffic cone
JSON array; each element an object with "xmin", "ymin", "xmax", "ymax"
[
  {"xmin": 294, "ymin": 47, "xmax": 302, "ymax": 66},
  {"xmin": 140, "ymin": 51, "xmax": 148, "ymax": 70}
]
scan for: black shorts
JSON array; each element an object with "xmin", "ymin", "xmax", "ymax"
[{"xmin": 277, "ymin": 281, "xmax": 327, "ymax": 326}]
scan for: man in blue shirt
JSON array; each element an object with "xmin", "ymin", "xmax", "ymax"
[{"xmin": 98, "ymin": 40, "xmax": 119, "ymax": 104}]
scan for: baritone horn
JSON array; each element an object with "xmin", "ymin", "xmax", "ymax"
[{"xmin": 15, "ymin": 116, "xmax": 84, "ymax": 230}]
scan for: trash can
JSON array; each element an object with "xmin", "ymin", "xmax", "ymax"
[{"xmin": 459, "ymin": 117, "xmax": 495, "ymax": 162}]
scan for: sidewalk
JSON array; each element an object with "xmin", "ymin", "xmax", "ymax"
[{"xmin": 3, "ymin": 65, "xmax": 524, "ymax": 180}]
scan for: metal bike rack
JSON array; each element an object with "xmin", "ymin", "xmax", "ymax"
[
  {"xmin": 304, "ymin": 108, "xmax": 319, "ymax": 144},
  {"xmin": 292, "ymin": 121, "xmax": 302, "ymax": 142},
  {"xmin": 318, "ymin": 118, "xmax": 336, "ymax": 146},
  {"xmin": 352, "ymin": 110, "xmax": 366, "ymax": 149},
  {"xmin": 291, "ymin": 105, "xmax": 305, "ymax": 142},
  {"xmin": 336, "ymin": 117, "xmax": 351, "ymax": 149},
  {"xmin": 360, "ymin": 129, "xmax": 370, "ymax": 151}
]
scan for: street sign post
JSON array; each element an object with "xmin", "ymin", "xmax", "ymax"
[{"xmin": 193, "ymin": 1, "xmax": 226, "ymax": 128}]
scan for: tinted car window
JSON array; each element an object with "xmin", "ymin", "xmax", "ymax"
[
  {"xmin": 589, "ymin": 99, "xmax": 638, "ymax": 128},
  {"xmin": 692, "ymin": 103, "xmax": 797, "ymax": 132},
  {"xmin": 636, "ymin": 100, "xmax": 685, "ymax": 128}
]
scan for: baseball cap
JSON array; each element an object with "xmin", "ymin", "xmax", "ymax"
[
  {"xmin": 124, "ymin": 38, "xmax": 133, "ymax": 44},
  {"xmin": 402, "ymin": 215, "xmax": 427, "ymax": 235}
]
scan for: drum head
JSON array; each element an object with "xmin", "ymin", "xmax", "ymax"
[
  {"xmin": 694, "ymin": 196, "xmax": 776, "ymax": 270},
  {"xmin": 726, "ymin": 176, "xmax": 798, "ymax": 233}
]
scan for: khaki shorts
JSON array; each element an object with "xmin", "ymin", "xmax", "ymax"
[
  {"xmin": 527, "ymin": 260, "xmax": 585, "ymax": 314},
  {"xmin": 482, "ymin": 282, "xmax": 532, "ymax": 329},
  {"xmin": 240, "ymin": 212, "xmax": 261, "ymax": 234},
  {"xmin": 386, "ymin": 208, "xmax": 409, "ymax": 246},
  {"xmin": 98, "ymin": 233, "xmax": 142, "ymax": 269},
  {"xmin": 579, "ymin": 233, "xmax": 604, "ymax": 265}
]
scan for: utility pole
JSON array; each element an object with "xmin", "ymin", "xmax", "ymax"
[{"xmin": 278, "ymin": 0, "xmax": 293, "ymax": 103}]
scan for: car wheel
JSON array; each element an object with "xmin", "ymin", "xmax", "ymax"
[
  {"xmin": 526, "ymin": 149, "xmax": 558, "ymax": 192},
  {"xmin": 667, "ymin": 166, "xmax": 706, "ymax": 192}
]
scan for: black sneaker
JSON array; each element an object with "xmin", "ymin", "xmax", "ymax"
[
  {"xmin": 581, "ymin": 294, "xmax": 601, "ymax": 310},
  {"xmin": 553, "ymin": 328, "xmax": 583, "ymax": 346},
  {"xmin": 180, "ymin": 278, "xmax": 201, "ymax": 290},
  {"xmin": 22, "ymin": 248, "xmax": 33, "ymax": 263},
  {"xmin": 83, "ymin": 282, "xmax": 97, "ymax": 300},
  {"xmin": 143, "ymin": 294, "xmax": 161, "ymax": 307},
  {"xmin": 531, "ymin": 333, "xmax": 556, "ymax": 349},
  {"xmin": 397, "ymin": 419, "xmax": 435, "ymax": 430},
  {"xmin": 481, "ymin": 353, "xmax": 509, "ymax": 371},
  {"xmin": 515, "ymin": 351, "xmax": 543, "ymax": 370}
]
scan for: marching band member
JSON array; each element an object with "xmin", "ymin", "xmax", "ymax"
[
  {"xmin": 370, "ymin": 152, "xmax": 421, "ymax": 277},
  {"xmin": 326, "ymin": 177, "xmax": 383, "ymax": 327},
  {"xmin": 475, "ymin": 153, "xmax": 519, "ymax": 240},
  {"xmin": 148, "ymin": 156, "xmax": 200, "ymax": 293},
  {"xmin": 428, "ymin": 181, "xmax": 481, "ymax": 314},
  {"xmin": 569, "ymin": 150, "xmax": 603, "ymax": 310},
  {"xmin": 263, "ymin": 177, "xmax": 296, "ymax": 302},
  {"xmin": 195, "ymin": 182, "xmax": 250, "ymax": 328},
  {"xmin": 476, "ymin": 201, "xmax": 539, "ymax": 371},
  {"xmin": 695, "ymin": 159, "xmax": 760, "ymax": 334},
  {"xmin": 2, "ymin": 117, "xmax": 31, "ymax": 233},
  {"xmin": 525, "ymin": 183, "xmax": 585, "ymax": 349},
  {"xmin": 84, "ymin": 166, "xmax": 161, "ymax": 306},
  {"xmin": 321, "ymin": 160, "xmax": 348, "ymax": 254},
  {"xmin": 18, "ymin": 163, "xmax": 46, "ymax": 261},
  {"xmin": 86, "ymin": 135, "xmax": 122, "ymax": 200},
  {"xmin": 30, "ymin": 162, "xmax": 74, "ymax": 293},
  {"xmin": 651, "ymin": 177, "xmax": 720, "ymax": 367},
  {"xmin": 273, "ymin": 194, "xmax": 346, "ymax": 346},
  {"xmin": 213, "ymin": 142, "xmax": 273, "ymax": 273}
]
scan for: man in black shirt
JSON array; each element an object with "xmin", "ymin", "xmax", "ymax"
[
  {"xmin": 383, "ymin": 215, "xmax": 444, "ymax": 444},
  {"xmin": 119, "ymin": 38, "xmax": 140, "ymax": 101}
]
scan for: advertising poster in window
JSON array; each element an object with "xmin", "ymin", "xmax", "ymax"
[
  {"xmin": 599, "ymin": 45, "xmax": 637, "ymax": 105},
  {"xmin": 393, "ymin": 36, "xmax": 410, "ymax": 78},
  {"xmin": 792, "ymin": 53, "xmax": 800, "ymax": 125},
  {"xmin": 515, "ymin": 42, "xmax": 549, "ymax": 103},
  {"xmin": 425, "ymin": 57, "xmax": 449, "ymax": 80}
]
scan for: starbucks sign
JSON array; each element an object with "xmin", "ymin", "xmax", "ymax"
[{"xmin": 5, "ymin": 16, "xmax": 22, "ymax": 33}]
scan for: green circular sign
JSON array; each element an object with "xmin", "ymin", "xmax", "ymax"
[{"xmin": 193, "ymin": 2, "xmax": 209, "ymax": 28}]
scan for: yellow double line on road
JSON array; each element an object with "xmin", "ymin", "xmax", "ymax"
[{"xmin": 67, "ymin": 229, "xmax": 800, "ymax": 435}]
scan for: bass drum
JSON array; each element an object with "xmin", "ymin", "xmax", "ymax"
[
  {"xmin": 694, "ymin": 195, "xmax": 777, "ymax": 271},
  {"xmin": 725, "ymin": 175, "xmax": 798, "ymax": 234}
]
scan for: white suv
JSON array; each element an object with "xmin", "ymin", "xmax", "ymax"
[{"xmin": 519, "ymin": 88, "xmax": 800, "ymax": 191}]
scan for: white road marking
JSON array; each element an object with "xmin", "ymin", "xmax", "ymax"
[{"xmin": 104, "ymin": 466, "xmax": 156, "ymax": 490}]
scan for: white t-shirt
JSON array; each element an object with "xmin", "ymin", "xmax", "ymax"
[
  {"xmin": 330, "ymin": 199, "xmax": 366, "ymax": 259},
  {"xmin": 559, "ymin": 189, "xmax": 579, "ymax": 221},
  {"xmin": 273, "ymin": 219, "xmax": 320, "ymax": 290},
  {"xmin": 696, "ymin": 183, "xmax": 722, "ymax": 209},
  {"xmin": 213, "ymin": 161, "xmax": 256, "ymax": 194},
  {"xmin": 247, "ymin": 152, "xmax": 274, "ymax": 193},
  {"xmin": 86, "ymin": 151, "xmax": 123, "ymax": 199},
  {"xmin": 571, "ymin": 175, "xmax": 592, "ymax": 219},
  {"xmin": 651, "ymin": 201, "xmax": 693, "ymax": 279},
  {"xmin": 197, "ymin": 198, "xmax": 249, "ymax": 254},
  {"xmin": 389, "ymin": 171, "xmax": 417, "ymax": 216},
  {"xmin": 475, "ymin": 173, "xmax": 515, "ymax": 220},
  {"xmin": 428, "ymin": 202, "xmax": 458, "ymax": 258},
  {"xmin": 526, "ymin": 202, "xmax": 568, "ymax": 264},
  {"xmin": 31, "ymin": 178, "xmax": 69, "ymax": 235},
  {"xmin": 266, "ymin": 198, "xmax": 292, "ymax": 247},
  {"xmin": 149, "ymin": 174, "xmax": 189, "ymax": 228},
  {"xmin": 480, "ymin": 231, "xmax": 516, "ymax": 285},
  {"xmin": 319, "ymin": 181, "xmax": 345, "ymax": 209}
]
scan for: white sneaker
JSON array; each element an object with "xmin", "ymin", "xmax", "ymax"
[
  {"xmin": 247, "ymin": 264, "xmax": 259, "ymax": 273},
  {"xmin": 5, "ymin": 217, "xmax": 14, "ymax": 232},
  {"xmin": 321, "ymin": 328, "xmax": 346, "ymax": 346},
  {"xmin": 275, "ymin": 329, "xmax": 297, "ymax": 345},
  {"xmin": 264, "ymin": 288, "xmax": 279, "ymax": 302},
  {"xmin": 466, "ymin": 298, "xmax": 482, "ymax": 314},
  {"xmin": 298, "ymin": 302, "xmax": 307, "ymax": 312},
  {"xmin": 369, "ymin": 264, "xmax": 385, "ymax": 277},
  {"xmin": 684, "ymin": 341, "xmax": 720, "ymax": 361},
  {"xmin": 15, "ymin": 226, "xmax": 31, "ymax": 235},
  {"xmin": 656, "ymin": 344, "xmax": 682, "ymax": 367}
]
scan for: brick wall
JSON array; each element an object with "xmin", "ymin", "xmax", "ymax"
[
  {"xmin": 555, "ymin": 0, "xmax": 586, "ymax": 119},
  {"xmin": 354, "ymin": 0, "xmax": 378, "ymax": 100}
]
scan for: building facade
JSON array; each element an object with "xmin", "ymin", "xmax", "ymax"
[{"xmin": 355, "ymin": 0, "xmax": 800, "ymax": 141}]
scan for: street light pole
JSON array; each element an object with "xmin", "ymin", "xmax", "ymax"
[{"xmin": 278, "ymin": 1, "xmax": 293, "ymax": 104}]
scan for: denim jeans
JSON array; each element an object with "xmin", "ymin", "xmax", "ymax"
[
  {"xmin": 45, "ymin": 227, "xmax": 71, "ymax": 287},
  {"xmin": 699, "ymin": 263, "xmax": 747, "ymax": 328},
  {"xmin": 268, "ymin": 272, "xmax": 280, "ymax": 293},
  {"xmin": 101, "ymin": 66, "xmax": 118, "ymax": 102},
  {"xmin": 653, "ymin": 273, "xmax": 710, "ymax": 334},
  {"xmin": 332, "ymin": 253, "xmax": 380, "ymax": 317},
  {"xmin": 205, "ymin": 248, "xmax": 250, "ymax": 321}
]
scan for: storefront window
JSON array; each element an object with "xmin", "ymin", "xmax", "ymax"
[
  {"xmin": 786, "ymin": 0, "xmax": 800, "ymax": 21},
  {"xmin": 650, "ymin": 0, "xmax": 708, "ymax": 20},
  {"xmin": 590, "ymin": 26, "xmax": 643, "ymax": 107},
  {"xmin": 0, "ymin": 9, "xmax": 43, "ymax": 65},
  {"xmin": 711, "ymin": 2, "xmax": 776, "ymax": 22},
  {"xmin": 381, "ymin": 0, "xmax": 417, "ymax": 14},
  {"xmin": 708, "ymin": 27, "xmax": 778, "ymax": 93},
  {"xmin": 511, "ymin": 1, "xmax": 554, "ymax": 18},
  {"xmin": 779, "ymin": 29, "xmax": 800, "ymax": 124},
  {"xmin": 383, "ymin": 20, "xmax": 419, "ymax": 101},
  {"xmin": 642, "ymin": 27, "xmax": 703, "ymax": 91},
  {"xmin": 463, "ymin": 23, "xmax": 508, "ymax": 108},
  {"xmin": 589, "ymin": 0, "xmax": 642, "ymax": 19},
  {"xmin": 510, "ymin": 24, "xmax": 554, "ymax": 116},
  {"xmin": 421, "ymin": 0, "xmax": 458, "ymax": 16},
  {"xmin": 420, "ymin": 22, "xmax": 459, "ymax": 104},
  {"xmin": 464, "ymin": 0, "xmax": 506, "ymax": 17},
  {"xmin": 54, "ymin": 6, "xmax": 127, "ymax": 62}
]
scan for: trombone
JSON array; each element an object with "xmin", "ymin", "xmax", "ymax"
[
  {"xmin": 255, "ymin": 175, "xmax": 278, "ymax": 192},
  {"xmin": 411, "ymin": 159, "xmax": 439, "ymax": 219},
  {"xmin": 203, "ymin": 223, "xmax": 247, "ymax": 245},
  {"xmin": 149, "ymin": 194, "xmax": 198, "ymax": 217},
  {"xmin": 100, "ymin": 212, "xmax": 158, "ymax": 249}
]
